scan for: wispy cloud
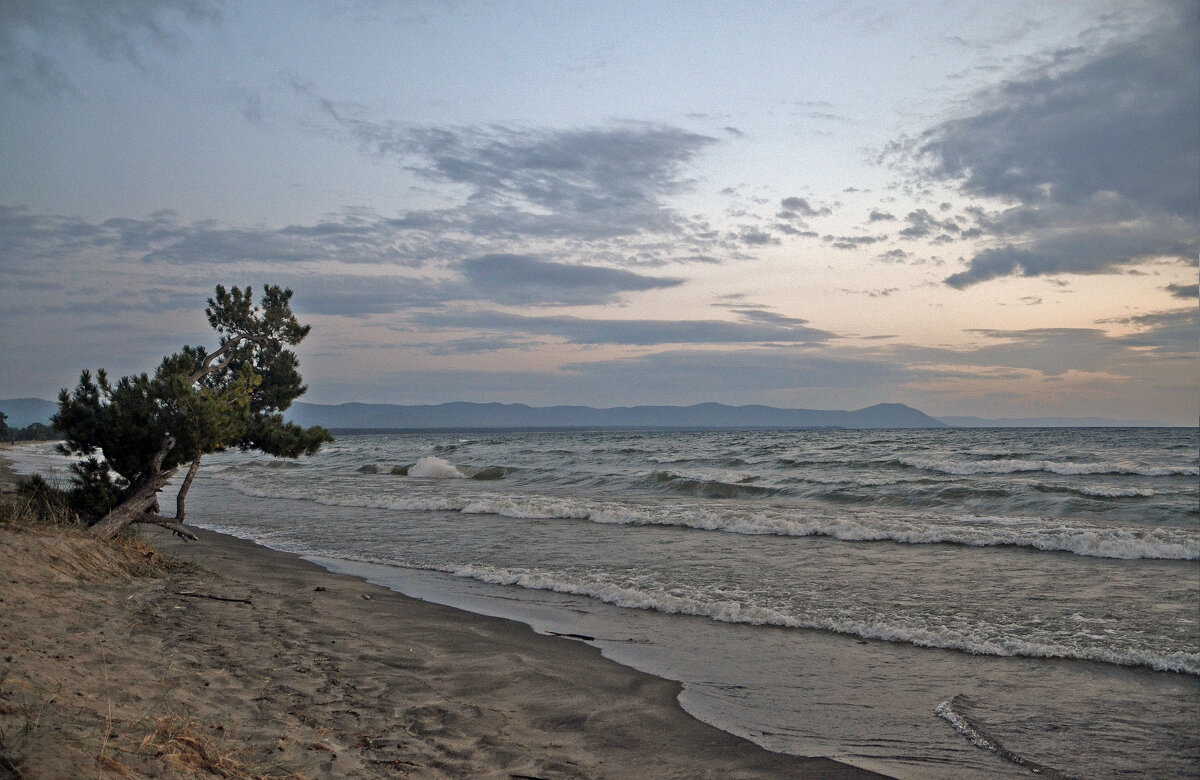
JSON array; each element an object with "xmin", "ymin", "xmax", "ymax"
[
  {"xmin": 293, "ymin": 82, "xmax": 723, "ymax": 252},
  {"xmin": 0, "ymin": 206, "xmax": 688, "ymax": 315},
  {"xmin": 412, "ymin": 307, "xmax": 837, "ymax": 348},
  {"xmin": 0, "ymin": 0, "xmax": 219, "ymax": 96},
  {"xmin": 460, "ymin": 254, "xmax": 682, "ymax": 306}
]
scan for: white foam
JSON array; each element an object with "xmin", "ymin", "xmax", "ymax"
[
  {"xmin": 408, "ymin": 456, "xmax": 466, "ymax": 479},
  {"xmin": 1069, "ymin": 485, "xmax": 1155, "ymax": 498},
  {"xmin": 417, "ymin": 562, "xmax": 1200, "ymax": 675},
  {"xmin": 901, "ymin": 456, "xmax": 1198, "ymax": 477},
  {"xmin": 935, "ymin": 699, "xmax": 996, "ymax": 751}
]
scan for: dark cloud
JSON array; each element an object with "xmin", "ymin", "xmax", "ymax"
[
  {"xmin": 824, "ymin": 234, "xmax": 884, "ymax": 250},
  {"xmin": 1103, "ymin": 308, "xmax": 1200, "ymax": 356},
  {"xmin": 898, "ymin": 208, "xmax": 961, "ymax": 239},
  {"xmin": 944, "ymin": 219, "xmax": 1196, "ymax": 288},
  {"xmin": 867, "ymin": 209, "xmax": 896, "ymax": 222},
  {"xmin": 733, "ymin": 229, "xmax": 780, "ymax": 246},
  {"xmin": 460, "ymin": 254, "xmax": 682, "ymax": 306},
  {"xmin": 778, "ymin": 196, "xmax": 832, "ymax": 218},
  {"xmin": 1165, "ymin": 283, "xmax": 1198, "ymax": 299},
  {"xmin": 0, "ymin": 0, "xmax": 219, "ymax": 96},
  {"xmin": 773, "ymin": 223, "xmax": 819, "ymax": 238},
  {"xmin": 412, "ymin": 307, "xmax": 836, "ymax": 348},
  {"xmin": 890, "ymin": 308, "xmax": 1199, "ymax": 377},
  {"xmin": 901, "ymin": 7, "xmax": 1199, "ymax": 286}
]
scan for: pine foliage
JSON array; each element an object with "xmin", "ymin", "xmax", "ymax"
[{"xmin": 53, "ymin": 285, "xmax": 332, "ymax": 527}]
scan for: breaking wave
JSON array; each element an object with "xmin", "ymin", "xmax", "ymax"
[
  {"xmin": 408, "ymin": 456, "xmax": 467, "ymax": 479},
  {"xmin": 936, "ymin": 695, "xmax": 1073, "ymax": 778}
]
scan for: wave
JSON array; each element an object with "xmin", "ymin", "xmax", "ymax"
[
  {"xmin": 900, "ymin": 457, "xmax": 1198, "ymax": 477},
  {"xmin": 1037, "ymin": 484, "xmax": 1156, "ymax": 499},
  {"xmin": 210, "ymin": 471, "xmax": 1200, "ymax": 560},
  {"xmin": 454, "ymin": 500, "xmax": 1199, "ymax": 560},
  {"xmin": 348, "ymin": 558, "xmax": 1200, "ymax": 675},
  {"xmin": 645, "ymin": 471, "xmax": 784, "ymax": 498},
  {"xmin": 936, "ymin": 695, "xmax": 1073, "ymax": 778},
  {"xmin": 409, "ymin": 456, "xmax": 466, "ymax": 479},
  {"xmin": 966, "ymin": 449, "xmax": 1034, "ymax": 459}
]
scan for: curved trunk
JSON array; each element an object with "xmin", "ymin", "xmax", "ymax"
[
  {"xmin": 87, "ymin": 469, "xmax": 176, "ymax": 540},
  {"xmin": 88, "ymin": 434, "xmax": 198, "ymax": 542}
]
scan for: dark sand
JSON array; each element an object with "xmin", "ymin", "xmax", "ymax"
[{"xmin": 0, "ymin": 448, "xmax": 887, "ymax": 778}]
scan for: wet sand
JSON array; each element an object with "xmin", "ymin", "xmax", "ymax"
[{"xmin": 0, "ymin": 449, "xmax": 886, "ymax": 778}]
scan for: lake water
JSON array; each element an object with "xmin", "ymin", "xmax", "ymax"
[{"xmin": 12, "ymin": 427, "xmax": 1199, "ymax": 778}]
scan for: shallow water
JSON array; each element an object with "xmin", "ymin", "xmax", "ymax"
[{"xmin": 12, "ymin": 427, "xmax": 1199, "ymax": 778}]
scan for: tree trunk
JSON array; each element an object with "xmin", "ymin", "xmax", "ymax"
[
  {"xmin": 88, "ymin": 469, "xmax": 178, "ymax": 540},
  {"xmin": 89, "ymin": 434, "xmax": 188, "ymax": 541}
]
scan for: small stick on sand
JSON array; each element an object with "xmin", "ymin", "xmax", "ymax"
[{"xmin": 174, "ymin": 590, "xmax": 253, "ymax": 605}]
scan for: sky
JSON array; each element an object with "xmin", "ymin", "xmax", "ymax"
[{"xmin": 0, "ymin": 0, "xmax": 1196, "ymax": 424}]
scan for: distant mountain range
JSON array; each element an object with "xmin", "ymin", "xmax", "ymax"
[
  {"xmin": 0, "ymin": 397, "xmax": 1181, "ymax": 431},
  {"xmin": 285, "ymin": 401, "xmax": 947, "ymax": 430},
  {"xmin": 0, "ymin": 397, "xmax": 58, "ymax": 428}
]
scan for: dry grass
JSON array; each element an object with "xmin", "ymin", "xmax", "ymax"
[
  {"xmin": 0, "ymin": 669, "xmax": 62, "ymax": 780},
  {"xmin": 0, "ymin": 479, "xmax": 80, "ymax": 530},
  {"xmin": 139, "ymin": 716, "xmax": 253, "ymax": 777},
  {"xmin": 0, "ymin": 485, "xmax": 196, "ymax": 582},
  {"xmin": 87, "ymin": 713, "xmax": 311, "ymax": 780}
]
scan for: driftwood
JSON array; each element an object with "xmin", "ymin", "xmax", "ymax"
[
  {"xmin": 544, "ymin": 631, "xmax": 596, "ymax": 641},
  {"xmin": 174, "ymin": 591, "xmax": 253, "ymax": 605},
  {"xmin": 544, "ymin": 630, "xmax": 649, "ymax": 644}
]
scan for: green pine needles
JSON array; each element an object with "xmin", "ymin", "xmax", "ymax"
[{"xmin": 53, "ymin": 285, "xmax": 333, "ymax": 540}]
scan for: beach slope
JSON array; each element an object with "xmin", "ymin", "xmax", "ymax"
[{"xmin": 0, "ymin": 484, "xmax": 885, "ymax": 778}]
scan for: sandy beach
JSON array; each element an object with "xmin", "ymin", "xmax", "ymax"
[{"xmin": 0, "ymin": 452, "xmax": 885, "ymax": 779}]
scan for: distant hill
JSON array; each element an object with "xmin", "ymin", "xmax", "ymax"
[
  {"xmin": 938, "ymin": 415, "xmax": 1177, "ymax": 428},
  {"xmin": 0, "ymin": 398, "xmax": 58, "ymax": 428},
  {"xmin": 285, "ymin": 401, "xmax": 948, "ymax": 430}
]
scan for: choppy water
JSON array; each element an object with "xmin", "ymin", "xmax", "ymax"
[{"xmin": 12, "ymin": 427, "xmax": 1199, "ymax": 778}]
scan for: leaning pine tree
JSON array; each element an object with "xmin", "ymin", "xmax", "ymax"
[{"xmin": 53, "ymin": 285, "xmax": 333, "ymax": 541}]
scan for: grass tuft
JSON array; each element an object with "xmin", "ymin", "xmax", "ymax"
[{"xmin": 140, "ymin": 716, "xmax": 250, "ymax": 777}]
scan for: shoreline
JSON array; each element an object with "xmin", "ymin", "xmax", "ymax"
[{"xmin": 0, "ymin": 446, "xmax": 886, "ymax": 778}]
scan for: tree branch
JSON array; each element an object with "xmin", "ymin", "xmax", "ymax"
[
  {"xmin": 151, "ymin": 433, "xmax": 175, "ymax": 471},
  {"xmin": 187, "ymin": 333, "xmax": 270, "ymax": 385},
  {"xmin": 175, "ymin": 457, "xmax": 202, "ymax": 523},
  {"xmin": 130, "ymin": 515, "xmax": 200, "ymax": 541}
]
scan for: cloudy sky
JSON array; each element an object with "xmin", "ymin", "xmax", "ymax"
[{"xmin": 1, "ymin": 0, "xmax": 1196, "ymax": 423}]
